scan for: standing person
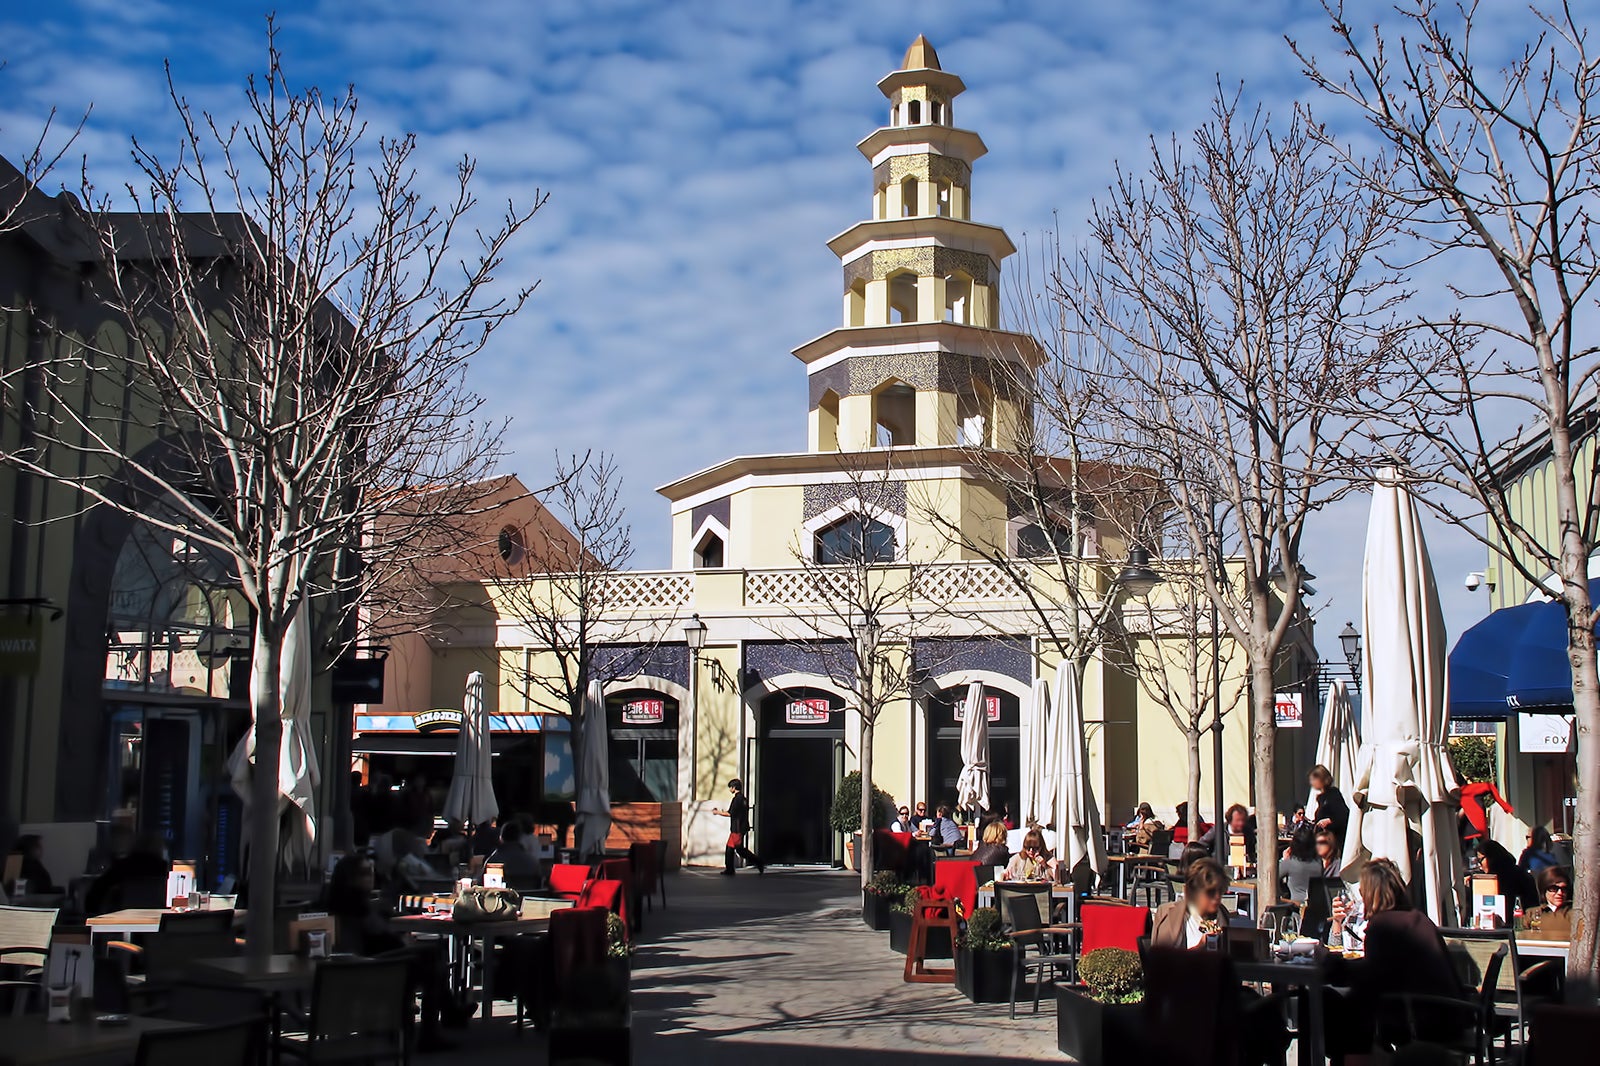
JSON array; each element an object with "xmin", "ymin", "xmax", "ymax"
[
  {"xmin": 712, "ymin": 779, "xmax": 764, "ymax": 876},
  {"xmin": 1309, "ymin": 765, "xmax": 1350, "ymax": 844}
]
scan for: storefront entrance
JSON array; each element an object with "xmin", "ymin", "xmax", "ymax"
[
  {"xmin": 605, "ymin": 690, "xmax": 680, "ymax": 803},
  {"xmin": 927, "ymin": 685, "xmax": 1021, "ymax": 819},
  {"xmin": 757, "ymin": 687, "xmax": 845, "ymax": 866}
]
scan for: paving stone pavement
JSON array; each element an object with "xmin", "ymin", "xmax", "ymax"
[{"xmin": 416, "ymin": 866, "xmax": 1064, "ymax": 1064}]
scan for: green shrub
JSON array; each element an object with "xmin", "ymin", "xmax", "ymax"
[
  {"xmin": 891, "ymin": 882, "xmax": 923, "ymax": 916},
  {"xmin": 828, "ymin": 771, "xmax": 895, "ymax": 835},
  {"xmin": 865, "ymin": 870, "xmax": 904, "ymax": 898},
  {"xmin": 960, "ymin": 906, "xmax": 1011, "ymax": 952},
  {"xmin": 605, "ymin": 912, "xmax": 628, "ymax": 959},
  {"xmin": 1078, "ymin": 947, "xmax": 1142, "ymax": 1004},
  {"xmin": 1449, "ymin": 735, "xmax": 1496, "ymax": 784}
]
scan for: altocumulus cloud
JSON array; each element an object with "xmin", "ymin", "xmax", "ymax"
[{"xmin": 0, "ymin": 0, "xmax": 1536, "ymax": 639}]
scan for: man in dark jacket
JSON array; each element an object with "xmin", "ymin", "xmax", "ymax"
[{"xmin": 713, "ymin": 779, "xmax": 764, "ymax": 876}]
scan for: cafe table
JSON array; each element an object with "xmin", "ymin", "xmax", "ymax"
[
  {"xmin": 1516, "ymin": 933, "xmax": 1570, "ymax": 961},
  {"xmin": 0, "ymin": 1014, "xmax": 195, "ymax": 1065},
  {"xmin": 977, "ymin": 883, "xmax": 1077, "ymax": 923},
  {"xmin": 391, "ymin": 911, "xmax": 550, "ymax": 1019},
  {"xmin": 85, "ymin": 907, "xmax": 247, "ymax": 939},
  {"xmin": 189, "ymin": 953, "xmax": 322, "ymax": 1047},
  {"xmin": 1234, "ymin": 957, "xmax": 1329, "ymax": 1066}
]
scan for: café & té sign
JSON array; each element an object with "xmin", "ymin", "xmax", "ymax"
[
  {"xmin": 622, "ymin": 698, "xmax": 666, "ymax": 725},
  {"xmin": 786, "ymin": 698, "xmax": 833, "ymax": 724},
  {"xmin": 953, "ymin": 696, "xmax": 1001, "ymax": 723}
]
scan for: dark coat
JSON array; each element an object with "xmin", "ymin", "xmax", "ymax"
[{"xmin": 1314, "ymin": 787, "xmax": 1350, "ymax": 843}]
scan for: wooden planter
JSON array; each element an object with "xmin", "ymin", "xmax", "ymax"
[
  {"xmin": 888, "ymin": 911, "xmax": 951, "ymax": 957},
  {"xmin": 1055, "ymin": 986, "xmax": 1144, "ymax": 1066},
  {"xmin": 862, "ymin": 890, "xmax": 894, "ymax": 931},
  {"xmin": 954, "ymin": 946, "xmax": 1019, "ymax": 1003}
]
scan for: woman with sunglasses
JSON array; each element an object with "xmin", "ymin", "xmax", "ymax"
[{"xmin": 1520, "ymin": 866, "xmax": 1573, "ymax": 937}]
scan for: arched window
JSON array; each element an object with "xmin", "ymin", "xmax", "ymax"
[
  {"xmin": 815, "ymin": 514, "xmax": 897, "ymax": 565},
  {"xmin": 817, "ymin": 389, "xmax": 840, "ymax": 451},
  {"xmin": 872, "ymin": 378, "xmax": 917, "ymax": 446},
  {"xmin": 957, "ymin": 378, "xmax": 992, "ymax": 446},
  {"xmin": 887, "ymin": 272, "xmax": 918, "ymax": 324},
  {"xmin": 907, "ymin": 100, "xmax": 922, "ymax": 124},
  {"xmin": 936, "ymin": 181, "xmax": 952, "ymax": 218},
  {"xmin": 694, "ymin": 530, "xmax": 725, "ymax": 569},
  {"xmin": 944, "ymin": 272, "xmax": 973, "ymax": 324},
  {"xmin": 931, "ymin": 100, "xmax": 943, "ymax": 124},
  {"xmin": 901, "ymin": 176, "xmax": 918, "ymax": 217}
]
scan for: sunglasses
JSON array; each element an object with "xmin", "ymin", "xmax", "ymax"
[{"xmin": 1548, "ymin": 885, "xmax": 1570, "ymax": 894}]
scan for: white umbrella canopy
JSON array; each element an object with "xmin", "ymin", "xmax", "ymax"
[
  {"xmin": 954, "ymin": 681, "xmax": 990, "ymax": 814},
  {"xmin": 1341, "ymin": 470, "xmax": 1463, "ymax": 925},
  {"xmin": 1054, "ymin": 661, "xmax": 1108, "ymax": 878},
  {"xmin": 228, "ymin": 607, "xmax": 321, "ymax": 870},
  {"xmin": 1307, "ymin": 678, "xmax": 1361, "ymax": 815},
  {"xmin": 1022, "ymin": 677, "xmax": 1052, "ymax": 827},
  {"xmin": 574, "ymin": 679, "xmax": 612, "ymax": 859},
  {"xmin": 443, "ymin": 671, "xmax": 498, "ymax": 827}
]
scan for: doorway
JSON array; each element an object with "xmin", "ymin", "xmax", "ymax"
[
  {"xmin": 604, "ymin": 690, "xmax": 680, "ymax": 803},
  {"xmin": 926, "ymin": 685, "xmax": 1021, "ymax": 820},
  {"xmin": 757, "ymin": 687, "xmax": 845, "ymax": 866}
]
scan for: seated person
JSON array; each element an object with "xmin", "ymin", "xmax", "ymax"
[
  {"xmin": 971, "ymin": 820, "xmax": 1010, "ymax": 867},
  {"xmin": 84, "ymin": 829, "xmax": 169, "ymax": 915},
  {"xmin": 890, "ymin": 806, "xmax": 915, "ymax": 834},
  {"xmin": 1001, "ymin": 828, "xmax": 1057, "ymax": 882},
  {"xmin": 998, "ymin": 802, "xmax": 1017, "ymax": 832},
  {"xmin": 375, "ymin": 828, "xmax": 435, "ymax": 891},
  {"xmin": 428, "ymin": 819, "xmax": 467, "ymax": 863},
  {"xmin": 1325, "ymin": 859, "xmax": 1464, "ymax": 1059},
  {"xmin": 930, "ymin": 805, "xmax": 963, "ymax": 849},
  {"xmin": 10, "ymin": 834, "xmax": 56, "ymax": 894},
  {"xmin": 1315, "ymin": 829, "xmax": 1342, "ymax": 878},
  {"xmin": 910, "ymin": 802, "xmax": 933, "ymax": 835},
  {"xmin": 1519, "ymin": 826, "xmax": 1560, "ymax": 877},
  {"xmin": 488, "ymin": 823, "xmax": 541, "ymax": 881},
  {"xmin": 1279, "ymin": 823, "xmax": 1323, "ymax": 903},
  {"xmin": 1151, "ymin": 857, "xmax": 1233, "ymax": 948},
  {"xmin": 1198, "ymin": 803, "xmax": 1256, "ymax": 865},
  {"xmin": 1519, "ymin": 865, "xmax": 1572, "ymax": 937},
  {"xmin": 322, "ymin": 855, "xmax": 456, "ymax": 1050},
  {"xmin": 1126, "ymin": 801, "xmax": 1156, "ymax": 830},
  {"xmin": 1176, "ymin": 841, "xmax": 1213, "ymax": 876}
]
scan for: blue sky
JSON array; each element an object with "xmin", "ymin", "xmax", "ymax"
[{"xmin": 1, "ymin": 0, "xmax": 1528, "ymax": 648}]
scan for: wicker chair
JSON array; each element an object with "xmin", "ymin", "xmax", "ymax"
[
  {"xmin": 1382, "ymin": 941, "xmax": 1507, "ymax": 1066},
  {"xmin": 1003, "ymin": 888, "xmax": 1077, "ymax": 1019},
  {"xmin": 276, "ymin": 957, "xmax": 410, "ymax": 1064},
  {"xmin": 0, "ymin": 904, "xmax": 58, "ymax": 1014}
]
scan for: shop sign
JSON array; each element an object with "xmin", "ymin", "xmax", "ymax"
[
  {"xmin": 785, "ymin": 698, "xmax": 833, "ymax": 725},
  {"xmin": 414, "ymin": 709, "xmax": 463, "ymax": 733},
  {"xmin": 1519, "ymin": 713, "xmax": 1573, "ymax": 753},
  {"xmin": 953, "ymin": 696, "xmax": 1001, "ymax": 723},
  {"xmin": 622, "ymin": 698, "xmax": 665, "ymax": 725},
  {"xmin": 0, "ymin": 615, "xmax": 41, "ymax": 675},
  {"xmin": 1274, "ymin": 692, "xmax": 1304, "ymax": 729}
]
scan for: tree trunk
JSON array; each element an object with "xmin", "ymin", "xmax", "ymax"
[
  {"xmin": 1249, "ymin": 635, "xmax": 1279, "ymax": 905},
  {"xmin": 245, "ymin": 622, "xmax": 285, "ymax": 964},
  {"xmin": 859, "ymin": 718, "xmax": 875, "ymax": 889},
  {"xmin": 1186, "ymin": 727, "xmax": 1202, "ymax": 839},
  {"xmin": 1566, "ymin": 588, "xmax": 1599, "ymax": 981}
]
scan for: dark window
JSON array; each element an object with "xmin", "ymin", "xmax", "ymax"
[
  {"xmin": 815, "ymin": 514, "xmax": 897, "ymax": 565},
  {"xmin": 1016, "ymin": 523, "xmax": 1073, "ymax": 559},
  {"xmin": 908, "ymin": 100, "xmax": 922, "ymax": 124},
  {"xmin": 695, "ymin": 532, "xmax": 725, "ymax": 569},
  {"xmin": 497, "ymin": 525, "xmax": 525, "ymax": 565}
]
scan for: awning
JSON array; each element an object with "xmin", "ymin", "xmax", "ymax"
[
  {"xmin": 354, "ymin": 734, "xmax": 539, "ymax": 757},
  {"xmin": 1448, "ymin": 601, "xmax": 1583, "ymax": 720}
]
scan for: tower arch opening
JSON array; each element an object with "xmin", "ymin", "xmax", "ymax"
[
  {"xmin": 957, "ymin": 377, "xmax": 993, "ymax": 447},
  {"xmin": 871, "ymin": 378, "xmax": 917, "ymax": 447},
  {"xmin": 887, "ymin": 270, "xmax": 919, "ymax": 324},
  {"xmin": 900, "ymin": 176, "xmax": 918, "ymax": 218},
  {"xmin": 816, "ymin": 388, "xmax": 840, "ymax": 452}
]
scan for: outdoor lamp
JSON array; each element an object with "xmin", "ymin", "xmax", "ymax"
[
  {"xmin": 683, "ymin": 613, "xmax": 708, "ymax": 651},
  {"xmin": 858, "ymin": 611, "xmax": 883, "ymax": 660},
  {"xmin": 1339, "ymin": 621, "xmax": 1362, "ymax": 672},
  {"xmin": 1114, "ymin": 545, "xmax": 1163, "ymax": 598},
  {"xmin": 1268, "ymin": 559, "xmax": 1317, "ymax": 590}
]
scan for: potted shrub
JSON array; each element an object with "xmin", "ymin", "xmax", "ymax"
[
  {"xmin": 1056, "ymin": 947, "xmax": 1144, "ymax": 1066},
  {"xmin": 828, "ymin": 771, "xmax": 894, "ymax": 871},
  {"xmin": 954, "ymin": 906, "xmax": 1018, "ymax": 1003},
  {"xmin": 604, "ymin": 911, "xmax": 631, "ymax": 982},
  {"xmin": 862, "ymin": 870, "xmax": 903, "ymax": 931},
  {"xmin": 888, "ymin": 884, "xmax": 953, "ymax": 958}
]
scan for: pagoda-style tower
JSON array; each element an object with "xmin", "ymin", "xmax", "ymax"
[{"xmin": 795, "ymin": 35, "xmax": 1041, "ymax": 455}]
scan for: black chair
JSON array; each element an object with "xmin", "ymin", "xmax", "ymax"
[
  {"xmin": 158, "ymin": 909, "xmax": 235, "ymax": 934},
  {"xmin": 276, "ymin": 957, "xmax": 409, "ymax": 1064},
  {"xmin": 1141, "ymin": 946, "xmax": 1242, "ymax": 1065},
  {"xmin": 1003, "ymin": 888, "xmax": 1075, "ymax": 1020},
  {"xmin": 135, "ymin": 1019, "xmax": 260, "ymax": 1066},
  {"xmin": 1301, "ymin": 877, "xmax": 1343, "ymax": 942},
  {"xmin": 1382, "ymin": 942, "xmax": 1507, "ymax": 1066}
]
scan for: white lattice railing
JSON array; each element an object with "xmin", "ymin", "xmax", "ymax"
[
  {"xmin": 746, "ymin": 568, "xmax": 855, "ymax": 606},
  {"xmin": 913, "ymin": 563, "xmax": 1024, "ymax": 603},
  {"xmin": 601, "ymin": 572, "xmax": 692, "ymax": 609}
]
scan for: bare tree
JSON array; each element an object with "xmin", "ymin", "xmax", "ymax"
[
  {"xmin": 1294, "ymin": 0, "xmax": 1600, "ymax": 976},
  {"xmin": 1062, "ymin": 88, "xmax": 1408, "ymax": 901},
  {"xmin": 6, "ymin": 27, "xmax": 540, "ymax": 959},
  {"xmin": 0, "ymin": 63, "xmax": 85, "ymax": 235},
  {"xmin": 767, "ymin": 458, "xmax": 952, "ymax": 888}
]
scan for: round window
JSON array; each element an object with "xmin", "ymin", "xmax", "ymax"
[{"xmin": 497, "ymin": 525, "xmax": 525, "ymax": 565}]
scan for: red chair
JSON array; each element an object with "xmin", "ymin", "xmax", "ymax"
[
  {"xmin": 576, "ymin": 878, "xmax": 624, "ymax": 923},
  {"xmin": 870, "ymin": 830, "xmax": 913, "ymax": 879},
  {"xmin": 597, "ymin": 859, "xmax": 633, "ymax": 934},
  {"xmin": 549, "ymin": 863, "xmax": 592, "ymax": 901},
  {"xmin": 933, "ymin": 859, "xmax": 980, "ymax": 919},
  {"xmin": 1078, "ymin": 901, "xmax": 1151, "ymax": 955}
]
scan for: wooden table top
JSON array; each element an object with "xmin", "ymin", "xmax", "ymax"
[
  {"xmin": 390, "ymin": 912, "xmax": 549, "ymax": 936},
  {"xmin": 0, "ymin": 1014, "xmax": 193, "ymax": 1066},
  {"xmin": 86, "ymin": 907, "xmax": 246, "ymax": 927}
]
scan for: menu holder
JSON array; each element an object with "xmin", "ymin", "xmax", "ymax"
[
  {"xmin": 288, "ymin": 913, "xmax": 337, "ymax": 956},
  {"xmin": 165, "ymin": 862, "xmax": 197, "ymax": 907},
  {"xmin": 45, "ymin": 933, "xmax": 94, "ymax": 997},
  {"xmin": 483, "ymin": 863, "xmax": 505, "ymax": 889}
]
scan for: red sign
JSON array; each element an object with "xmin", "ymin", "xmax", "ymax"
[
  {"xmin": 622, "ymin": 698, "xmax": 665, "ymax": 725},
  {"xmin": 786, "ymin": 698, "xmax": 833, "ymax": 725},
  {"xmin": 953, "ymin": 696, "xmax": 1002, "ymax": 723}
]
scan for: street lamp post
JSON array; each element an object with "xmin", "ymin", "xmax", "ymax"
[{"xmin": 683, "ymin": 614, "xmax": 708, "ymax": 802}]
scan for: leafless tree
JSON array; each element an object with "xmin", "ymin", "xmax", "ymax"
[
  {"xmin": 767, "ymin": 457, "xmax": 953, "ymax": 888},
  {"xmin": 1294, "ymin": 0, "xmax": 1600, "ymax": 976},
  {"xmin": 5, "ymin": 26, "xmax": 541, "ymax": 959},
  {"xmin": 0, "ymin": 63, "xmax": 85, "ymax": 236},
  {"xmin": 1061, "ymin": 88, "xmax": 1409, "ymax": 902}
]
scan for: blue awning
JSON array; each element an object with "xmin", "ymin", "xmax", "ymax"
[{"xmin": 1448, "ymin": 600, "xmax": 1583, "ymax": 720}]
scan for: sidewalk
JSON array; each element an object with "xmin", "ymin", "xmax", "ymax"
[{"xmin": 418, "ymin": 866, "xmax": 1062, "ymax": 1064}]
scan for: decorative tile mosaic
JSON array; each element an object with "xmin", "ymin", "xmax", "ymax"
[
  {"xmin": 745, "ymin": 639, "xmax": 857, "ymax": 685},
  {"xmin": 914, "ymin": 636, "xmax": 1032, "ymax": 683},
  {"xmin": 802, "ymin": 479, "xmax": 906, "ymax": 521},
  {"xmin": 842, "ymin": 246, "xmax": 994, "ymax": 288},
  {"xmin": 691, "ymin": 495, "xmax": 730, "ymax": 533},
  {"xmin": 587, "ymin": 642, "xmax": 690, "ymax": 687},
  {"xmin": 808, "ymin": 352, "xmax": 1030, "ymax": 406}
]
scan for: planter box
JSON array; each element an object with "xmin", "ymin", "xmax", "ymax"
[
  {"xmin": 888, "ymin": 911, "xmax": 951, "ymax": 958},
  {"xmin": 954, "ymin": 946, "xmax": 1019, "ymax": 1004},
  {"xmin": 1055, "ymin": 986, "xmax": 1144, "ymax": 1066},
  {"xmin": 862, "ymin": 890, "xmax": 894, "ymax": 931}
]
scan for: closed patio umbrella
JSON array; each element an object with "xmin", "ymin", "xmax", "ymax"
[
  {"xmin": 574, "ymin": 679, "xmax": 612, "ymax": 859},
  {"xmin": 443, "ymin": 671, "xmax": 498, "ymax": 828},
  {"xmin": 954, "ymin": 681, "xmax": 989, "ymax": 816},
  {"xmin": 228, "ymin": 606, "xmax": 321, "ymax": 870},
  {"xmin": 1053, "ymin": 661, "xmax": 1108, "ymax": 881},
  {"xmin": 1307, "ymin": 678, "xmax": 1361, "ymax": 815},
  {"xmin": 1022, "ymin": 676, "xmax": 1052, "ymax": 827},
  {"xmin": 1341, "ymin": 470, "xmax": 1463, "ymax": 925}
]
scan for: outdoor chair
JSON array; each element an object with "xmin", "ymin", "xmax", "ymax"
[
  {"xmin": 158, "ymin": 908, "xmax": 235, "ymax": 934},
  {"xmin": 903, "ymin": 886, "xmax": 959, "ymax": 986},
  {"xmin": 995, "ymin": 882, "xmax": 1053, "ymax": 934},
  {"xmin": 134, "ymin": 1019, "xmax": 261, "ymax": 1066},
  {"xmin": 275, "ymin": 956, "xmax": 409, "ymax": 1065},
  {"xmin": 1527, "ymin": 1003, "xmax": 1600, "ymax": 1066},
  {"xmin": 549, "ymin": 863, "xmax": 592, "ymax": 901},
  {"xmin": 1445, "ymin": 932, "xmax": 1533, "ymax": 1054},
  {"xmin": 932, "ymin": 859, "xmax": 979, "ymax": 919},
  {"xmin": 1381, "ymin": 941, "xmax": 1506, "ymax": 1066},
  {"xmin": 1004, "ymin": 887, "xmax": 1076, "ymax": 1019},
  {"xmin": 575, "ymin": 878, "xmax": 625, "ymax": 935},
  {"xmin": 628, "ymin": 841, "xmax": 662, "ymax": 913},
  {"xmin": 107, "ymin": 928, "xmax": 240, "ymax": 1016},
  {"xmin": 597, "ymin": 858, "xmax": 634, "ymax": 933},
  {"xmin": 1301, "ymin": 878, "xmax": 1343, "ymax": 943},
  {"xmin": 546, "ymin": 905, "xmax": 629, "ymax": 1066},
  {"xmin": 1446, "ymin": 927, "xmax": 1560, "ymax": 1043},
  {"xmin": 0, "ymin": 904, "xmax": 58, "ymax": 1014},
  {"xmin": 1141, "ymin": 946, "xmax": 1243, "ymax": 1065},
  {"xmin": 1077, "ymin": 900, "xmax": 1151, "ymax": 956}
]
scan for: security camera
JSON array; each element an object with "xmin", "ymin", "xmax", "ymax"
[{"xmin": 1465, "ymin": 572, "xmax": 1485, "ymax": 592}]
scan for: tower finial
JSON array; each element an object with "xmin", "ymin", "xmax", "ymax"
[{"xmin": 901, "ymin": 34, "xmax": 941, "ymax": 71}]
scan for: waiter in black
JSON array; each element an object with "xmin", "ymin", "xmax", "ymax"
[{"xmin": 713, "ymin": 779, "xmax": 764, "ymax": 876}]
